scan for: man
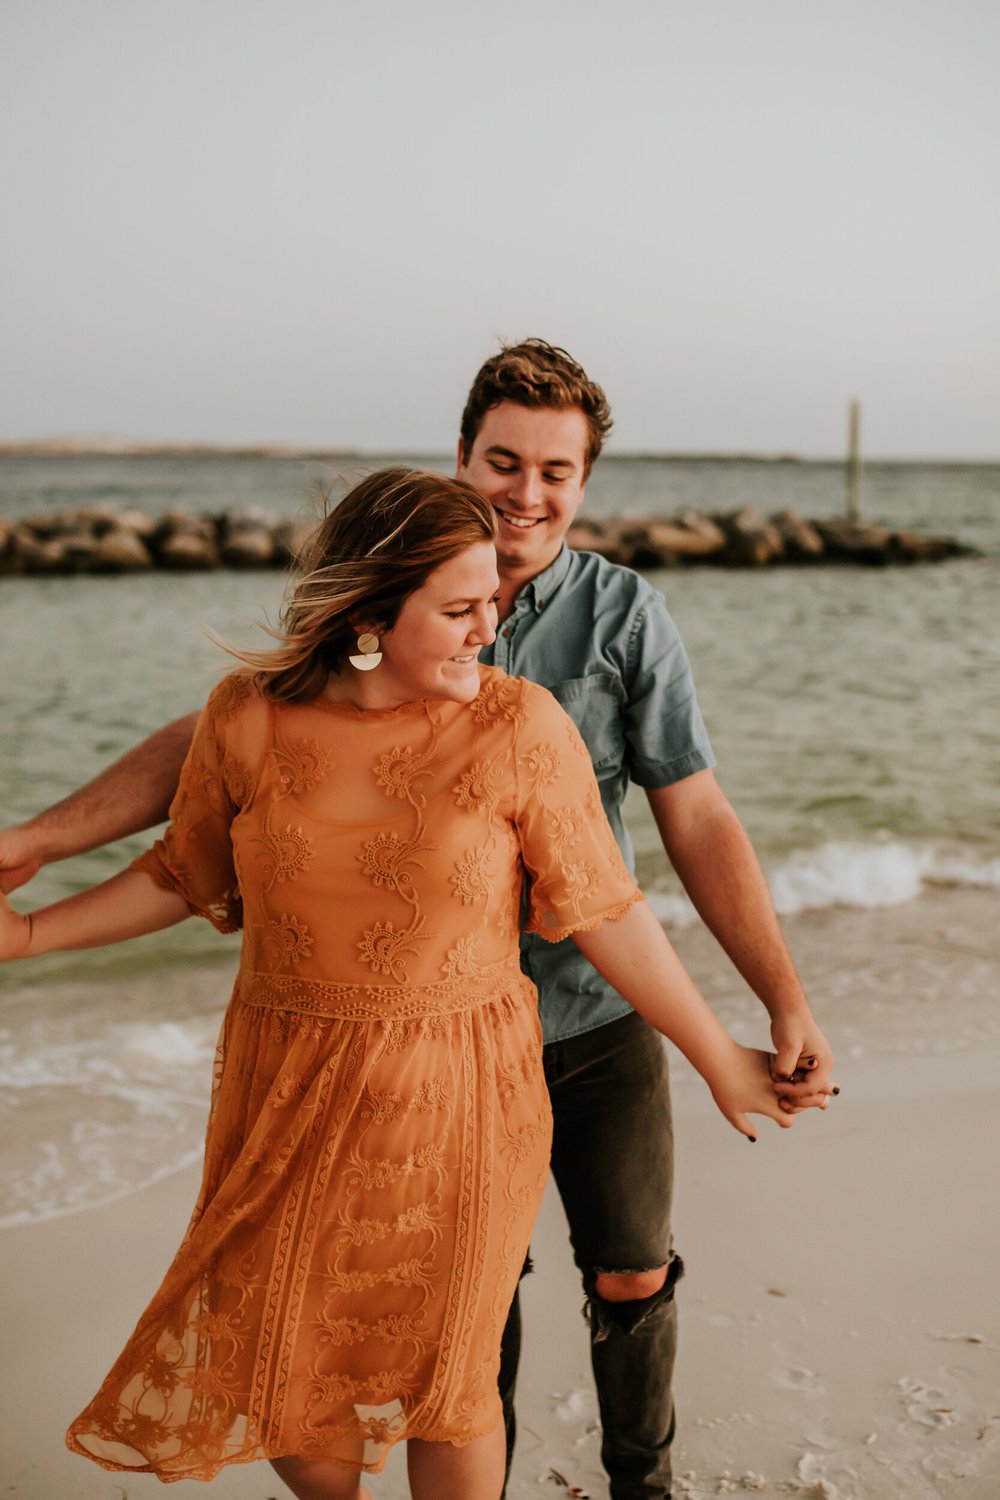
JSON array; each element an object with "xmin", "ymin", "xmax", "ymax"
[{"xmin": 1, "ymin": 339, "xmax": 834, "ymax": 1499}]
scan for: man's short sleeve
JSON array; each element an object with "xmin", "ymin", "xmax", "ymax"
[{"xmin": 623, "ymin": 593, "xmax": 715, "ymax": 788}]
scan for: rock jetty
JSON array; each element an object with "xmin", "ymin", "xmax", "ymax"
[{"xmin": 0, "ymin": 504, "xmax": 978, "ymax": 576}]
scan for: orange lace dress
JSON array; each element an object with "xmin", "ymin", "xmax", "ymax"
[{"xmin": 66, "ymin": 666, "xmax": 641, "ymax": 1481}]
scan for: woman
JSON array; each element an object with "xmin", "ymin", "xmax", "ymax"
[{"xmin": 0, "ymin": 469, "xmax": 793, "ymax": 1500}]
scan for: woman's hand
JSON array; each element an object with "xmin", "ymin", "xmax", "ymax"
[
  {"xmin": 0, "ymin": 892, "xmax": 34, "ymax": 961},
  {"xmin": 708, "ymin": 1042, "xmax": 798, "ymax": 1142}
]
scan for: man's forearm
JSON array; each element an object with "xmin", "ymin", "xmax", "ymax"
[
  {"xmin": 12, "ymin": 713, "xmax": 198, "ymax": 863},
  {"xmin": 647, "ymin": 773, "xmax": 836, "ymax": 1094},
  {"xmin": 648, "ymin": 781, "xmax": 807, "ymax": 1017}
]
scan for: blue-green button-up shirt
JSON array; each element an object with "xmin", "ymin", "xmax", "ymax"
[{"xmin": 480, "ymin": 544, "xmax": 715, "ymax": 1045}]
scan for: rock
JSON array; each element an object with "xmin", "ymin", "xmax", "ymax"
[
  {"xmin": 813, "ymin": 518, "xmax": 893, "ymax": 565},
  {"xmin": 5, "ymin": 527, "xmax": 70, "ymax": 573},
  {"xmin": 150, "ymin": 510, "xmax": 220, "ymax": 567},
  {"xmin": 19, "ymin": 512, "xmax": 63, "ymax": 540},
  {"xmin": 675, "ymin": 510, "xmax": 729, "ymax": 546},
  {"xmin": 567, "ymin": 525, "xmax": 628, "ymax": 563},
  {"xmin": 611, "ymin": 523, "xmax": 673, "ymax": 569},
  {"xmin": 566, "ymin": 516, "xmax": 607, "ymax": 538},
  {"xmin": 116, "ymin": 508, "xmax": 158, "ymax": 539},
  {"xmin": 272, "ymin": 518, "xmax": 319, "ymax": 566},
  {"xmin": 92, "ymin": 527, "xmax": 153, "ymax": 571},
  {"xmin": 712, "ymin": 507, "xmax": 785, "ymax": 566},
  {"xmin": 771, "ymin": 509, "xmax": 825, "ymax": 561},
  {"xmin": 645, "ymin": 517, "xmax": 726, "ymax": 560},
  {"xmin": 157, "ymin": 530, "xmax": 220, "ymax": 569},
  {"xmin": 220, "ymin": 524, "xmax": 275, "ymax": 567},
  {"xmin": 73, "ymin": 504, "xmax": 121, "ymax": 536},
  {"xmin": 887, "ymin": 530, "xmax": 971, "ymax": 564},
  {"xmin": 152, "ymin": 508, "xmax": 217, "ymax": 543},
  {"xmin": 56, "ymin": 529, "xmax": 102, "ymax": 570}
]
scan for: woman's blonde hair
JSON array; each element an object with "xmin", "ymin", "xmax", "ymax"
[{"xmin": 232, "ymin": 467, "xmax": 498, "ymax": 703}]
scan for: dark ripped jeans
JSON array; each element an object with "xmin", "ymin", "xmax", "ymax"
[{"xmin": 500, "ymin": 1009, "xmax": 683, "ymax": 1500}]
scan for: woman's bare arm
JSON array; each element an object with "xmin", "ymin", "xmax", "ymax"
[
  {"xmin": 572, "ymin": 900, "xmax": 827, "ymax": 1140},
  {"xmin": 0, "ymin": 868, "xmax": 192, "ymax": 960}
]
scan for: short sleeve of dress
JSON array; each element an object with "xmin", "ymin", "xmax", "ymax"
[
  {"xmin": 131, "ymin": 673, "xmax": 257, "ymax": 933},
  {"xmin": 513, "ymin": 679, "xmax": 643, "ymax": 943}
]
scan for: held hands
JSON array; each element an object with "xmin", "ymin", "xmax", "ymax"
[
  {"xmin": 769, "ymin": 1008, "xmax": 838, "ymax": 1115},
  {"xmin": 708, "ymin": 1025, "xmax": 840, "ymax": 1141},
  {"xmin": 710, "ymin": 1042, "xmax": 800, "ymax": 1141}
]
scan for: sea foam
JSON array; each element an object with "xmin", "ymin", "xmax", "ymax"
[
  {"xmin": 770, "ymin": 841, "xmax": 1000, "ymax": 916},
  {"xmin": 648, "ymin": 840, "xmax": 1000, "ymax": 927}
]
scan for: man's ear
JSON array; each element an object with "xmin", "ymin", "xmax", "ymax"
[{"xmin": 454, "ymin": 437, "xmax": 467, "ymax": 477}]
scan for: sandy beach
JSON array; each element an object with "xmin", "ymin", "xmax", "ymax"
[{"xmin": 3, "ymin": 892, "xmax": 998, "ymax": 1500}]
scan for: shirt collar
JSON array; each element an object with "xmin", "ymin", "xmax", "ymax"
[{"xmin": 514, "ymin": 543, "xmax": 572, "ymax": 615}]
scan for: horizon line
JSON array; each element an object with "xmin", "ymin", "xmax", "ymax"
[{"xmin": 0, "ymin": 438, "xmax": 997, "ymax": 467}]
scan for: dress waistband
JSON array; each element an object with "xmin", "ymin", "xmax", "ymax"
[{"xmin": 239, "ymin": 956, "xmax": 534, "ymax": 1021}]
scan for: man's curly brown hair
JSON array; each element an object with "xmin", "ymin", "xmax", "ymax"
[{"xmin": 460, "ymin": 338, "xmax": 612, "ymax": 478}]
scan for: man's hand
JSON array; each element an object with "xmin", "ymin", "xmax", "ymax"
[
  {"xmin": 0, "ymin": 712, "xmax": 198, "ymax": 896},
  {"xmin": 647, "ymin": 774, "xmax": 838, "ymax": 1117},
  {"xmin": 769, "ymin": 1007, "xmax": 837, "ymax": 1113},
  {"xmin": 0, "ymin": 824, "xmax": 44, "ymax": 895}
]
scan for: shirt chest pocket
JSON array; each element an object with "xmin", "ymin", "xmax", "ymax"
[{"xmin": 549, "ymin": 674, "xmax": 626, "ymax": 778}]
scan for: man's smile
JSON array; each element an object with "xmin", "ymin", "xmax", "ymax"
[{"xmin": 495, "ymin": 506, "xmax": 544, "ymax": 529}]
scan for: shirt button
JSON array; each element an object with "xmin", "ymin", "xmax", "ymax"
[{"xmin": 502, "ymin": 628, "xmax": 511, "ymax": 638}]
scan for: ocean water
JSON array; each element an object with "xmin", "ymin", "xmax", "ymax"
[{"xmin": 1, "ymin": 453, "xmax": 998, "ymax": 1225}]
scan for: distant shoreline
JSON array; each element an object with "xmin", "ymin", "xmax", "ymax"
[{"xmin": 0, "ymin": 440, "xmax": 997, "ymax": 467}]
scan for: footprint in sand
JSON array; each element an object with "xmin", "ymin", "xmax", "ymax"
[
  {"xmin": 774, "ymin": 1366, "xmax": 825, "ymax": 1395},
  {"xmin": 897, "ymin": 1377, "xmax": 958, "ymax": 1429}
]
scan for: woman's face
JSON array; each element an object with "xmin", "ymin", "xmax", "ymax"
[{"xmin": 373, "ymin": 541, "xmax": 500, "ymax": 706}]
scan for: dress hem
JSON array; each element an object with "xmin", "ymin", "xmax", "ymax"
[{"xmin": 67, "ymin": 1412, "xmax": 504, "ymax": 1482}]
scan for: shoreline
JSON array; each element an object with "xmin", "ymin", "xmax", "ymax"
[{"xmin": 3, "ymin": 885, "xmax": 1000, "ymax": 1234}]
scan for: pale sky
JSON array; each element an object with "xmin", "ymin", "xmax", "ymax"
[{"xmin": 2, "ymin": 0, "xmax": 997, "ymax": 457}]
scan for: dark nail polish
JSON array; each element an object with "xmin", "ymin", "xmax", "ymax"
[
  {"xmin": 747, "ymin": 1135, "xmax": 757, "ymax": 1143},
  {"xmin": 832, "ymin": 1086, "xmax": 841, "ymax": 1096}
]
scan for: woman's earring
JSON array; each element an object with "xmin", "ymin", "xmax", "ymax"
[{"xmin": 348, "ymin": 631, "xmax": 382, "ymax": 671}]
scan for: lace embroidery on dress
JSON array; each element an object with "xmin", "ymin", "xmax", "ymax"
[
  {"xmin": 374, "ymin": 745, "xmax": 435, "ymax": 805},
  {"xmin": 258, "ymin": 821, "xmax": 315, "ymax": 890},
  {"xmin": 275, "ymin": 736, "xmax": 333, "ymax": 793},
  {"xmin": 222, "ymin": 756, "xmax": 255, "ymax": 808},
  {"xmin": 356, "ymin": 919, "xmax": 427, "ymax": 983},
  {"xmin": 262, "ymin": 914, "xmax": 314, "ymax": 966},
  {"xmin": 358, "ymin": 832, "xmax": 432, "ymax": 892},
  {"xmin": 449, "ymin": 846, "xmax": 492, "ymax": 905}
]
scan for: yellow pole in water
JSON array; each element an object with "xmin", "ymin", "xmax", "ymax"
[{"xmin": 846, "ymin": 399, "xmax": 862, "ymax": 519}]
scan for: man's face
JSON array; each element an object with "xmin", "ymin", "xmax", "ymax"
[{"xmin": 456, "ymin": 401, "xmax": 589, "ymax": 580}]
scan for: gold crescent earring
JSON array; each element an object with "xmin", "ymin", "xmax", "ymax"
[{"xmin": 349, "ymin": 631, "xmax": 382, "ymax": 671}]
